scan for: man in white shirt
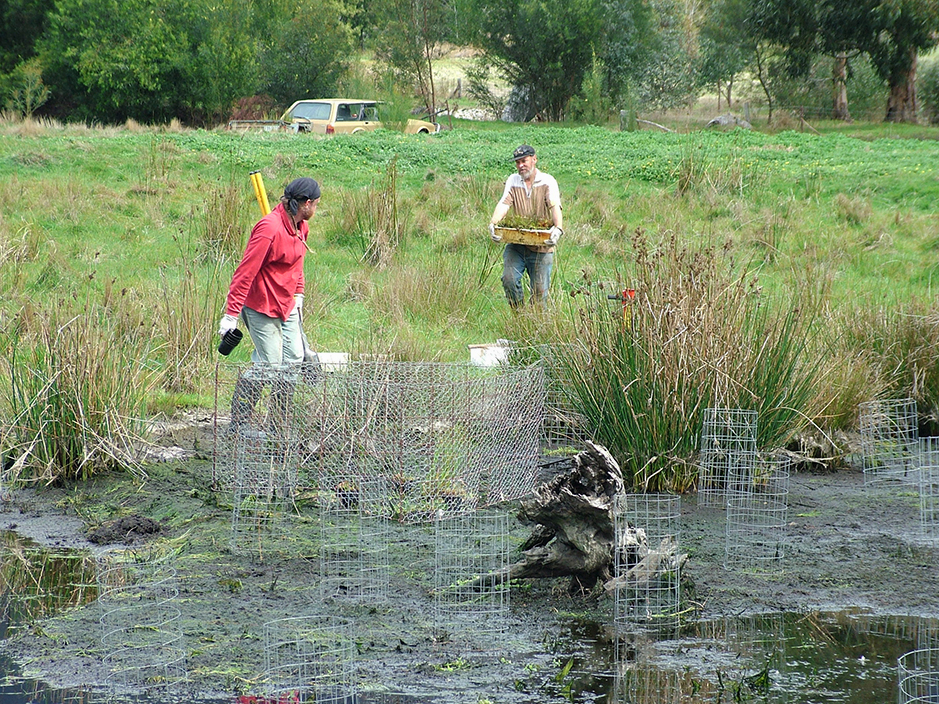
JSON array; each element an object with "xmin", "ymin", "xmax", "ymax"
[{"xmin": 488, "ymin": 144, "xmax": 564, "ymax": 307}]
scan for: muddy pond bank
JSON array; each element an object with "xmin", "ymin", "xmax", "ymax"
[{"xmin": 0, "ymin": 449, "xmax": 937, "ymax": 702}]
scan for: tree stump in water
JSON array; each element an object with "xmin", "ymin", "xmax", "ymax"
[{"xmin": 511, "ymin": 440, "xmax": 624, "ymax": 593}]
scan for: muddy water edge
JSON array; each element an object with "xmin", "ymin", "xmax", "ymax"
[{"xmin": 0, "ymin": 460, "xmax": 937, "ymax": 703}]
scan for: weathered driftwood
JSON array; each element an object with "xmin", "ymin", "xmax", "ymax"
[{"xmin": 509, "ymin": 440, "xmax": 624, "ymax": 592}]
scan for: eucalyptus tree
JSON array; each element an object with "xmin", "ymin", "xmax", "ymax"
[
  {"xmin": 697, "ymin": 0, "xmax": 751, "ymax": 109},
  {"xmin": 746, "ymin": 0, "xmax": 939, "ymax": 122}
]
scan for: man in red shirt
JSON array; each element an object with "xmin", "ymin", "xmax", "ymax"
[{"xmin": 218, "ymin": 177, "xmax": 320, "ymax": 433}]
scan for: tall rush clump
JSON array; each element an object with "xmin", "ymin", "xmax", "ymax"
[
  {"xmin": 0, "ymin": 296, "xmax": 157, "ymax": 484},
  {"xmin": 554, "ymin": 229, "xmax": 824, "ymax": 492}
]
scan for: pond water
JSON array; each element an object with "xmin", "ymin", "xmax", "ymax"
[{"xmin": 0, "ymin": 531, "xmax": 933, "ymax": 703}]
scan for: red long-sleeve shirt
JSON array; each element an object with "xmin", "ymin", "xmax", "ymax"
[{"xmin": 225, "ymin": 203, "xmax": 307, "ymax": 321}]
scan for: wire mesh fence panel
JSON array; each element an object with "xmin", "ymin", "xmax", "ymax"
[
  {"xmin": 920, "ymin": 437, "xmax": 939, "ymax": 545},
  {"xmin": 724, "ymin": 455, "xmax": 790, "ymax": 571},
  {"xmin": 433, "ymin": 511, "xmax": 510, "ymax": 640},
  {"xmin": 898, "ymin": 648, "xmax": 939, "ymax": 704},
  {"xmin": 613, "ymin": 494, "xmax": 682, "ymax": 631},
  {"xmin": 507, "ymin": 342, "xmax": 589, "ymax": 451},
  {"xmin": 263, "ymin": 615, "xmax": 356, "ymax": 704},
  {"xmin": 96, "ymin": 549, "xmax": 187, "ymax": 695},
  {"xmin": 214, "ymin": 363, "xmax": 310, "ymax": 492},
  {"xmin": 859, "ymin": 398, "xmax": 919, "ymax": 485},
  {"xmin": 317, "ymin": 477, "xmax": 391, "ymax": 603},
  {"xmin": 294, "ymin": 361, "xmax": 542, "ymax": 519},
  {"xmin": 697, "ymin": 408, "xmax": 758, "ymax": 508}
]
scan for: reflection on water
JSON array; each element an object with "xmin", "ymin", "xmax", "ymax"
[
  {"xmin": 0, "ymin": 530, "xmax": 935, "ymax": 703},
  {"xmin": 0, "ymin": 531, "xmax": 97, "ymax": 640},
  {"xmin": 561, "ymin": 610, "xmax": 937, "ymax": 703}
]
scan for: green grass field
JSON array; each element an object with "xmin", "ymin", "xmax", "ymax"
[{"xmin": 1, "ymin": 115, "xmax": 938, "ymax": 484}]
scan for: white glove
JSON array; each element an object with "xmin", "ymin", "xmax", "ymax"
[
  {"xmin": 294, "ymin": 293, "xmax": 304, "ymax": 312},
  {"xmin": 218, "ymin": 314, "xmax": 238, "ymax": 337},
  {"xmin": 545, "ymin": 226, "xmax": 563, "ymax": 247},
  {"xmin": 489, "ymin": 223, "xmax": 502, "ymax": 243}
]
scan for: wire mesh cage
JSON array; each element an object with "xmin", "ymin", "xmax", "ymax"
[
  {"xmin": 697, "ymin": 408, "xmax": 758, "ymax": 508},
  {"xmin": 433, "ymin": 510, "xmax": 510, "ymax": 640},
  {"xmin": 300, "ymin": 361, "xmax": 543, "ymax": 517},
  {"xmin": 229, "ymin": 435, "xmax": 298, "ymax": 558},
  {"xmin": 505, "ymin": 342, "xmax": 589, "ymax": 451},
  {"xmin": 214, "ymin": 363, "xmax": 310, "ymax": 491},
  {"xmin": 96, "ymin": 549, "xmax": 187, "ymax": 694},
  {"xmin": 919, "ymin": 437, "xmax": 939, "ymax": 545},
  {"xmin": 263, "ymin": 615, "xmax": 356, "ymax": 704},
  {"xmin": 858, "ymin": 398, "xmax": 919, "ymax": 484},
  {"xmin": 611, "ymin": 663, "xmax": 685, "ymax": 704},
  {"xmin": 317, "ymin": 477, "xmax": 391, "ymax": 602},
  {"xmin": 612, "ymin": 494, "xmax": 682, "ymax": 631},
  {"xmin": 898, "ymin": 647, "xmax": 939, "ymax": 704},
  {"xmin": 724, "ymin": 454, "xmax": 790, "ymax": 571}
]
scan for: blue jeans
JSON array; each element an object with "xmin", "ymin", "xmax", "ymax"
[{"xmin": 502, "ymin": 244, "xmax": 553, "ymax": 307}]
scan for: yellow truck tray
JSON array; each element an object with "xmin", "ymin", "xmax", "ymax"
[{"xmin": 495, "ymin": 226, "xmax": 551, "ymax": 246}]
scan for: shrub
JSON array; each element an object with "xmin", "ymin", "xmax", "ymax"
[
  {"xmin": 540, "ymin": 230, "xmax": 826, "ymax": 492},
  {"xmin": 0, "ymin": 297, "xmax": 158, "ymax": 484}
]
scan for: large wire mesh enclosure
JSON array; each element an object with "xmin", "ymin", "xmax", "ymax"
[
  {"xmin": 433, "ymin": 511, "xmax": 511, "ymax": 640},
  {"xmin": 724, "ymin": 454, "xmax": 790, "ymax": 571},
  {"xmin": 858, "ymin": 398, "xmax": 919, "ymax": 484},
  {"xmin": 898, "ymin": 647, "xmax": 939, "ymax": 704},
  {"xmin": 263, "ymin": 615, "xmax": 356, "ymax": 704},
  {"xmin": 96, "ymin": 549, "xmax": 187, "ymax": 694},
  {"xmin": 317, "ymin": 477, "xmax": 391, "ymax": 602},
  {"xmin": 504, "ymin": 343, "xmax": 589, "ymax": 450},
  {"xmin": 697, "ymin": 408, "xmax": 758, "ymax": 508},
  {"xmin": 919, "ymin": 437, "xmax": 939, "ymax": 545},
  {"xmin": 300, "ymin": 361, "xmax": 543, "ymax": 516},
  {"xmin": 613, "ymin": 494, "xmax": 682, "ymax": 630}
]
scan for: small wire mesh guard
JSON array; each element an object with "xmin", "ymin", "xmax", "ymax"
[
  {"xmin": 96, "ymin": 549, "xmax": 187, "ymax": 695},
  {"xmin": 697, "ymin": 408, "xmax": 758, "ymax": 508},
  {"xmin": 262, "ymin": 615, "xmax": 356, "ymax": 704},
  {"xmin": 858, "ymin": 398, "xmax": 919, "ymax": 485},
  {"xmin": 724, "ymin": 454, "xmax": 790, "ymax": 571},
  {"xmin": 613, "ymin": 493, "xmax": 682, "ymax": 630}
]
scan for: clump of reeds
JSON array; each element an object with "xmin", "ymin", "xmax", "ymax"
[
  {"xmin": 839, "ymin": 301, "xmax": 939, "ymax": 433},
  {"xmin": 0, "ymin": 295, "xmax": 157, "ymax": 484},
  {"xmin": 340, "ymin": 158, "xmax": 407, "ymax": 268},
  {"xmin": 542, "ymin": 229, "xmax": 826, "ymax": 492}
]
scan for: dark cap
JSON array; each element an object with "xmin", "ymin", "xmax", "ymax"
[
  {"xmin": 284, "ymin": 177, "xmax": 321, "ymax": 202},
  {"xmin": 283, "ymin": 177, "xmax": 321, "ymax": 215},
  {"xmin": 512, "ymin": 144, "xmax": 536, "ymax": 161}
]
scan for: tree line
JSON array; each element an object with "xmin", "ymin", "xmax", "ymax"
[{"xmin": 2, "ymin": 0, "xmax": 938, "ymax": 126}]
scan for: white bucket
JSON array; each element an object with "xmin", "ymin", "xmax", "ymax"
[
  {"xmin": 316, "ymin": 352, "xmax": 350, "ymax": 371},
  {"xmin": 468, "ymin": 343, "xmax": 509, "ymax": 367}
]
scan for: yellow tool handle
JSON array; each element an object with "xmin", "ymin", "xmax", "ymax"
[{"xmin": 249, "ymin": 170, "xmax": 271, "ymax": 215}]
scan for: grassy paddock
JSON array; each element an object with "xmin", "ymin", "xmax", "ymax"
[{"xmin": 1, "ymin": 115, "xmax": 938, "ymax": 483}]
